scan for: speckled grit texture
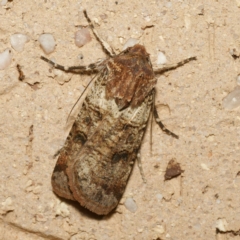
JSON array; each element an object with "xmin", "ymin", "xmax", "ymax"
[{"xmin": 1, "ymin": 1, "xmax": 240, "ymax": 239}]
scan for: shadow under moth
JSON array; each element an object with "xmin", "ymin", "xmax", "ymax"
[{"xmin": 41, "ymin": 10, "xmax": 196, "ymax": 215}]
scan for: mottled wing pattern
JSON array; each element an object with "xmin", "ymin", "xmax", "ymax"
[
  {"xmin": 51, "ymin": 70, "xmax": 108, "ymax": 200},
  {"xmin": 67, "ymin": 78, "xmax": 153, "ymax": 215},
  {"xmin": 52, "ymin": 44, "xmax": 155, "ymax": 215}
]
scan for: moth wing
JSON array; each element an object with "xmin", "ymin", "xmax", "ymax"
[
  {"xmin": 51, "ymin": 72, "xmax": 106, "ymax": 200},
  {"xmin": 67, "ymin": 92, "xmax": 153, "ymax": 215}
]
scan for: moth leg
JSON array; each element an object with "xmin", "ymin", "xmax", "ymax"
[
  {"xmin": 153, "ymin": 104, "xmax": 179, "ymax": 139},
  {"xmin": 153, "ymin": 56, "xmax": 196, "ymax": 74},
  {"xmin": 137, "ymin": 153, "xmax": 147, "ymax": 183},
  {"xmin": 83, "ymin": 10, "xmax": 116, "ymax": 57},
  {"xmin": 40, "ymin": 56, "xmax": 103, "ymax": 74}
]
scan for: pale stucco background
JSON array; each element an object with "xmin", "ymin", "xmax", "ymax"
[{"xmin": 1, "ymin": 0, "xmax": 240, "ymax": 239}]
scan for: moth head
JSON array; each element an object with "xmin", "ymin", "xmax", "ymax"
[{"xmin": 124, "ymin": 44, "xmax": 149, "ymax": 57}]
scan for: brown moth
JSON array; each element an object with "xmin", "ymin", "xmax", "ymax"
[{"xmin": 41, "ymin": 10, "xmax": 196, "ymax": 215}]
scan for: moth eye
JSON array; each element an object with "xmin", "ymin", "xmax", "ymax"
[
  {"xmin": 112, "ymin": 151, "xmax": 129, "ymax": 163},
  {"xmin": 73, "ymin": 131, "xmax": 87, "ymax": 144}
]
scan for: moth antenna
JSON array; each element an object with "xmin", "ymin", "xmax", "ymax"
[
  {"xmin": 153, "ymin": 56, "xmax": 196, "ymax": 74},
  {"xmin": 40, "ymin": 56, "xmax": 102, "ymax": 73},
  {"xmin": 83, "ymin": 10, "xmax": 116, "ymax": 57}
]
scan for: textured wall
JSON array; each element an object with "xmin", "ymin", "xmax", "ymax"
[{"xmin": 1, "ymin": 1, "xmax": 240, "ymax": 239}]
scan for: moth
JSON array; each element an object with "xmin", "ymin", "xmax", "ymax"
[{"xmin": 41, "ymin": 10, "xmax": 196, "ymax": 215}]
